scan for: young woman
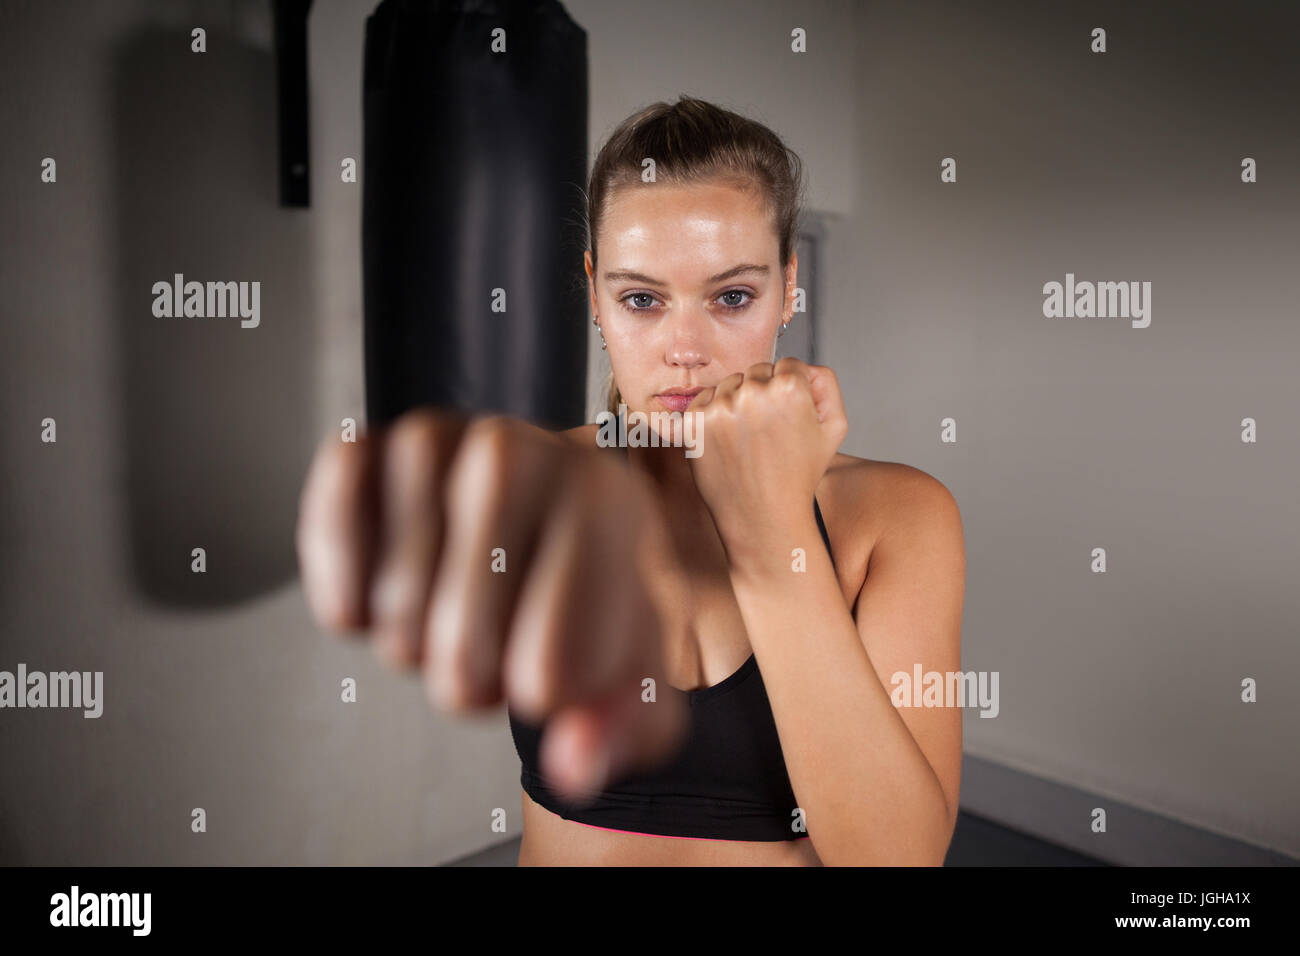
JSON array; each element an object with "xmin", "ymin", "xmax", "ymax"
[{"xmin": 297, "ymin": 96, "xmax": 965, "ymax": 866}]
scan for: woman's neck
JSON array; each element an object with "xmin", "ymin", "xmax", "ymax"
[
  {"xmin": 628, "ymin": 442, "xmax": 697, "ymax": 490},
  {"xmin": 627, "ymin": 443, "xmax": 731, "ymax": 576}
]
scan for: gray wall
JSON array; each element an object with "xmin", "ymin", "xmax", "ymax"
[
  {"xmin": 834, "ymin": 0, "xmax": 1299, "ymax": 858},
  {"xmin": 0, "ymin": 0, "xmax": 1294, "ymax": 865}
]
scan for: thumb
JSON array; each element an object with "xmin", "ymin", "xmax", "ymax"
[
  {"xmin": 686, "ymin": 385, "xmax": 715, "ymax": 411},
  {"xmin": 804, "ymin": 366, "xmax": 848, "ymax": 457},
  {"xmin": 802, "ymin": 364, "xmax": 840, "ymax": 424}
]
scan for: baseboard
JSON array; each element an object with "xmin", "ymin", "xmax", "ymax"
[
  {"xmin": 959, "ymin": 752, "xmax": 1298, "ymax": 866},
  {"xmin": 442, "ymin": 836, "xmax": 521, "ymax": 867}
]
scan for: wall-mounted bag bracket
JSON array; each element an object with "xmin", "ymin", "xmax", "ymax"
[{"xmin": 272, "ymin": 0, "xmax": 313, "ymax": 206}]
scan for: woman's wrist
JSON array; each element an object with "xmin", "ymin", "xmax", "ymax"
[{"xmin": 721, "ymin": 511, "xmax": 824, "ymax": 585}]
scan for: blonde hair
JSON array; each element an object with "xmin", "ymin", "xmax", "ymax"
[{"xmin": 585, "ymin": 96, "xmax": 806, "ymax": 415}]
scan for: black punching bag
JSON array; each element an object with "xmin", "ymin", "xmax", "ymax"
[{"xmin": 362, "ymin": 0, "xmax": 589, "ymax": 429}]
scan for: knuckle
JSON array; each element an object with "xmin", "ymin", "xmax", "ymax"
[
  {"xmin": 370, "ymin": 562, "xmax": 424, "ymax": 626},
  {"xmin": 451, "ymin": 418, "xmax": 517, "ymax": 502},
  {"xmin": 426, "ymin": 633, "xmax": 475, "ymax": 710},
  {"xmin": 503, "ymin": 622, "xmax": 567, "ymax": 720},
  {"xmin": 426, "ymin": 590, "xmax": 468, "ymax": 665},
  {"xmin": 425, "ymin": 579, "xmax": 501, "ymax": 711},
  {"xmin": 774, "ymin": 371, "xmax": 803, "ymax": 395},
  {"xmin": 383, "ymin": 413, "xmax": 445, "ymax": 479},
  {"xmin": 302, "ymin": 434, "xmax": 363, "ymax": 518},
  {"xmin": 297, "ymin": 437, "xmax": 374, "ymax": 634},
  {"xmin": 736, "ymin": 379, "xmax": 763, "ymax": 404},
  {"xmin": 464, "ymin": 415, "xmax": 517, "ymax": 458}
]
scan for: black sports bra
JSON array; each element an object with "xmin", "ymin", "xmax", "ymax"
[{"xmin": 507, "ymin": 455, "xmax": 837, "ymax": 842}]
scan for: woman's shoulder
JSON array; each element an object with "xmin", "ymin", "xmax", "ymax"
[
  {"xmin": 821, "ymin": 453, "xmax": 958, "ymax": 512},
  {"xmin": 555, "ymin": 422, "xmax": 602, "ymax": 450},
  {"xmin": 817, "ymin": 453, "xmax": 962, "ymax": 591}
]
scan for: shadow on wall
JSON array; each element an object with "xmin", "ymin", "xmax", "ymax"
[{"xmin": 111, "ymin": 27, "xmax": 316, "ymax": 608}]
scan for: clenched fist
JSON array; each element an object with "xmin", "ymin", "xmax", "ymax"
[
  {"xmin": 686, "ymin": 358, "xmax": 848, "ymax": 562},
  {"xmin": 295, "ymin": 408, "xmax": 687, "ymax": 800}
]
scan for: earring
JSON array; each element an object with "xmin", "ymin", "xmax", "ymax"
[
  {"xmin": 778, "ymin": 320, "xmax": 789, "ymax": 337},
  {"xmin": 593, "ymin": 316, "xmax": 607, "ymax": 350}
]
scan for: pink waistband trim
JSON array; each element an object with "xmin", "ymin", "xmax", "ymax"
[{"xmin": 571, "ymin": 819, "xmax": 811, "ymax": 842}]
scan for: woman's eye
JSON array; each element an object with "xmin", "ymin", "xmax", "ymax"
[{"xmin": 621, "ymin": 290, "xmax": 752, "ymax": 312}]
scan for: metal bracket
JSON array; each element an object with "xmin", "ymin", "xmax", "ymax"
[{"xmin": 272, "ymin": 0, "xmax": 313, "ymax": 206}]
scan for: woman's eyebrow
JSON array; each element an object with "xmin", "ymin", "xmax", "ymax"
[{"xmin": 603, "ymin": 263, "xmax": 771, "ymax": 285}]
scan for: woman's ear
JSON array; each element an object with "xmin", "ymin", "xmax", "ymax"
[
  {"xmin": 784, "ymin": 251, "xmax": 799, "ymax": 320},
  {"xmin": 584, "ymin": 250, "xmax": 599, "ymax": 319}
]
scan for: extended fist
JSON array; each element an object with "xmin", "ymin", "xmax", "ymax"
[{"xmin": 295, "ymin": 409, "xmax": 687, "ymax": 798}]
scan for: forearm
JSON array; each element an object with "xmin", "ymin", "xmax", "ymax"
[{"xmin": 727, "ymin": 518, "xmax": 952, "ymax": 866}]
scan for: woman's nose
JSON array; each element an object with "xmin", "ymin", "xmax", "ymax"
[
  {"xmin": 664, "ymin": 310, "xmax": 710, "ymax": 367},
  {"xmin": 665, "ymin": 348, "xmax": 707, "ymax": 369},
  {"xmin": 666, "ymin": 337, "xmax": 708, "ymax": 368}
]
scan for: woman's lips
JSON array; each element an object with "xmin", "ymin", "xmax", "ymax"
[{"xmin": 654, "ymin": 390, "xmax": 703, "ymax": 413}]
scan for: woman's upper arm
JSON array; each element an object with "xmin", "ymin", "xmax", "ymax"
[{"xmin": 851, "ymin": 465, "xmax": 967, "ymax": 832}]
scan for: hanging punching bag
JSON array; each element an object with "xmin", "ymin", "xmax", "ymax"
[{"xmin": 362, "ymin": 0, "xmax": 589, "ymax": 429}]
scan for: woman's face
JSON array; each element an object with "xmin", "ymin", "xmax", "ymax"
[{"xmin": 585, "ymin": 179, "xmax": 797, "ymax": 428}]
